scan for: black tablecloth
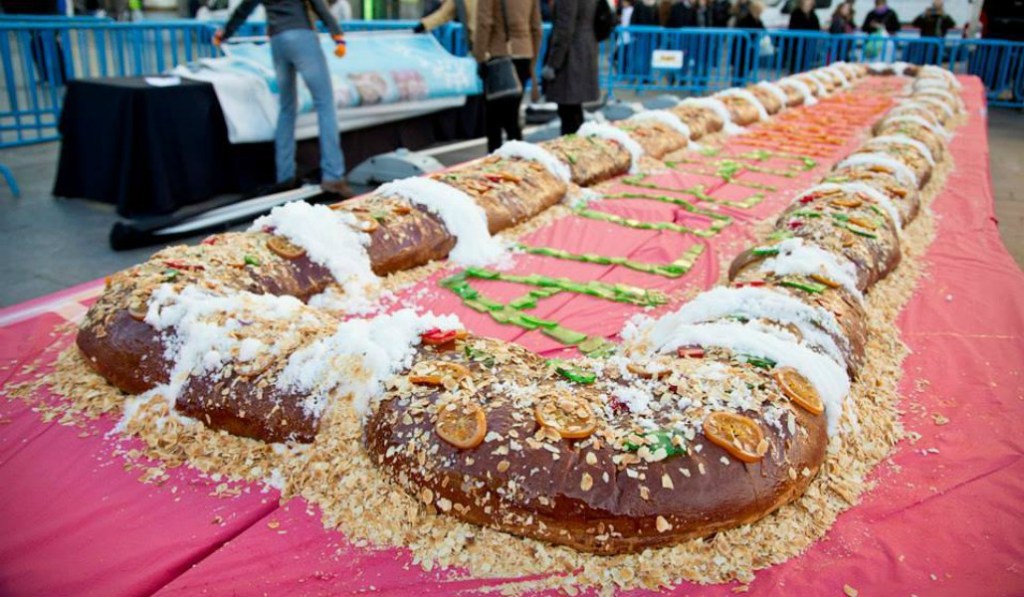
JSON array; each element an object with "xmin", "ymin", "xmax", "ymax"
[{"xmin": 54, "ymin": 77, "xmax": 485, "ymax": 218}]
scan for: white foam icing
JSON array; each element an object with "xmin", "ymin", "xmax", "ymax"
[
  {"xmin": 866, "ymin": 134, "xmax": 936, "ymax": 166},
  {"xmin": 494, "ymin": 140, "xmax": 572, "ymax": 183},
  {"xmin": 778, "ymin": 77, "xmax": 818, "ymax": 106},
  {"xmin": 716, "ymin": 88, "xmax": 770, "ymax": 121},
  {"xmin": 377, "ymin": 176, "xmax": 507, "ymax": 266},
  {"xmin": 622, "ymin": 318, "xmax": 850, "ymax": 435},
  {"xmin": 759, "ymin": 237, "xmax": 863, "ymax": 299},
  {"xmin": 251, "ymin": 201, "xmax": 377, "ymax": 309},
  {"xmin": 662, "ymin": 286, "xmax": 849, "ymax": 369},
  {"xmin": 797, "ymin": 181, "xmax": 903, "ymax": 228},
  {"xmin": 680, "ymin": 97, "xmax": 744, "ymax": 134},
  {"xmin": 880, "ymin": 113, "xmax": 951, "ymax": 141},
  {"xmin": 276, "ymin": 308, "xmax": 463, "ymax": 418},
  {"xmin": 757, "ymin": 81, "xmax": 789, "ymax": 107},
  {"xmin": 577, "ymin": 121, "xmax": 646, "ymax": 174},
  {"xmin": 836, "ymin": 152, "xmax": 918, "ymax": 188},
  {"xmin": 629, "ymin": 110, "xmax": 693, "ymax": 140}
]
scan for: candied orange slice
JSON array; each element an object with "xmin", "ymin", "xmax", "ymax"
[
  {"xmin": 702, "ymin": 412, "xmax": 768, "ymax": 463},
  {"xmin": 773, "ymin": 367, "xmax": 825, "ymax": 415},
  {"xmin": 847, "ymin": 216, "xmax": 877, "ymax": 230},
  {"xmin": 266, "ymin": 236, "xmax": 306, "ymax": 260},
  {"xmin": 436, "ymin": 401, "xmax": 487, "ymax": 449},
  {"xmin": 829, "ymin": 197, "xmax": 863, "ymax": 209},
  {"xmin": 534, "ymin": 392, "xmax": 597, "ymax": 439},
  {"xmin": 355, "ymin": 214, "xmax": 379, "ymax": 233},
  {"xmin": 409, "ymin": 360, "xmax": 471, "ymax": 387},
  {"xmin": 809, "ymin": 273, "xmax": 842, "ymax": 289}
]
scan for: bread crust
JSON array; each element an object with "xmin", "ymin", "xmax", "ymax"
[
  {"xmin": 668, "ymin": 104, "xmax": 725, "ymax": 140},
  {"xmin": 540, "ymin": 135, "xmax": 633, "ymax": 186},
  {"xmin": 364, "ymin": 338, "xmax": 828, "ymax": 554}
]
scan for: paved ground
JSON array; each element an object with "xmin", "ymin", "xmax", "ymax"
[{"xmin": 0, "ymin": 106, "xmax": 1022, "ymax": 308}]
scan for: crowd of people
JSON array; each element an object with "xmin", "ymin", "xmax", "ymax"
[{"xmin": 612, "ymin": 0, "xmax": 958, "ymax": 39}]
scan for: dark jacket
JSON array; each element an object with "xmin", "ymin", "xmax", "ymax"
[
  {"xmin": 667, "ymin": 1, "xmax": 697, "ymax": 27},
  {"xmin": 789, "ymin": 8, "xmax": 820, "ymax": 30},
  {"xmin": 630, "ymin": 0, "xmax": 660, "ymax": 25},
  {"xmin": 709, "ymin": 0, "xmax": 730, "ymax": 26},
  {"xmin": 545, "ymin": 0, "xmax": 600, "ymax": 105},
  {"xmin": 912, "ymin": 7, "xmax": 955, "ymax": 37},
  {"xmin": 862, "ymin": 6, "xmax": 900, "ymax": 34},
  {"xmin": 223, "ymin": 0, "xmax": 342, "ymax": 39},
  {"xmin": 829, "ymin": 14, "xmax": 853, "ymax": 33},
  {"xmin": 735, "ymin": 13, "xmax": 764, "ymax": 28}
]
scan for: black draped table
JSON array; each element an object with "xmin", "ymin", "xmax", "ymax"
[{"xmin": 53, "ymin": 77, "xmax": 484, "ymax": 218}]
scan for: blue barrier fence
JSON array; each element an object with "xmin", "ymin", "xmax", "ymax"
[{"xmin": 1, "ymin": 19, "xmax": 1023, "ymax": 154}]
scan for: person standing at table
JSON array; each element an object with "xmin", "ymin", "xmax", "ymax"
[
  {"xmin": 542, "ymin": 0, "xmax": 599, "ymax": 135},
  {"xmin": 829, "ymin": 1, "xmax": 855, "ymax": 33},
  {"xmin": 912, "ymin": 0, "xmax": 955, "ymax": 38},
  {"xmin": 215, "ymin": 0, "xmax": 354, "ymax": 197},
  {"xmin": 787, "ymin": 0, "xmax": 820, "ymax": 73},
  {"xmin": 415, "ymin": 0, "xmax": 478, "ymax": 51},
  {"xmin": 474, "ymin": 0, "xmax": 542, "ymax": 152},
  {"xmin": 861, "ymin": 0, "xmax": 900, "ymax": 34}
]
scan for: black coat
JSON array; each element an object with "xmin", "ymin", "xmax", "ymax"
[
  {"xmin": 545, "ymin": 0, "xmax": 600, "ymax": 104},
  {"xmin": 789, "ymin": 8, "xmax": 820, "ymax": 30},
  {"xmin": 630, "ymin": 1, "xmax": 659, "ymax": 25},
  {"xmin": 667, "ymin": 1, "xmax": 697, "ymax": 27},
  {"xmin": 735, "ymin": 13, "xmax": 764, "ymax": 29},
  {"xmin": 912, "ymin": 8, "xmax": 955, "ymax": 37},
  {"xmin": 862, "ymin": 7, "xmax": 900, "ymax": 34},
  {"xmin": 829, "ymin": 14, "xmax": 853, "ymax": 33}
]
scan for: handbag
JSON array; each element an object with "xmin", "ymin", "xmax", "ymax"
[{"xmin": 484, "ymin": 0, "xmax": 523, "ymax": 100}]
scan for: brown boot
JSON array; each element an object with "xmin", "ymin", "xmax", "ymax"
[{"xmin": 321, "ymin": 179, "xmax": 356, "ymax": 199}]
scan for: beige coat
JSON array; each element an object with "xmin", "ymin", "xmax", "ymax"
[
  {"xmin": 473, "ymin": 0, "xmax": 542, "ymax": 67},
  {"xmin": 421, "ymin": 0, "xmax": 478, "ymax": 51}
]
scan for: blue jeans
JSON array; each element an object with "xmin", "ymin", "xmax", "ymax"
[{"xmin": 270, "ymin": 29, "xmax": 345, "ymax": 183}]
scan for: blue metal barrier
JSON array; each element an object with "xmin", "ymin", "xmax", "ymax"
[
  {"xmin": 2, "ymin": 19, "xmax": 1023, "ymax": 156},
  {"xmin": 607, "ymin": 26, "xmax": 753, "ymax": 95},
  {"xmin": 0, "ymin": 21, "xmax": 217, "ymax": 149},
  {"xmin": 947, "ymin": 39, "xmax": 1024, "ymax": 109},
  {"xmin": 603, "ymin": 26, "xmax": 1023, "ymax": 108}
]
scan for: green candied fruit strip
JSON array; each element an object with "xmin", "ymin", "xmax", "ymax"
[
  {"xmin": 460, "ymin": 267, "xmax": 664, "ymax": 307},
  {"xmin": 463, "ymin": 266, "xmax": 500, "ymax": 279},
  {"xmin": 508, "ymin": 295, "xmax": 538, "ymax": 310},
  {"xmin": 779, "ymin": 279, "xmax": 828, "ymax": 294},
  {"xmin": 574, "ymin": 207, "xmax": 731, "ymax": 238},
  {"xmin": 751, "ymin": 245, "xmax": 781, "ymax": 256},
  {"xmin": 489, "ymin": 308, "xmax": 514, "ymax": 324},
  {"xmin": 519, "ymin": 313, "xmax": 558, "ymax": 329},
  {"xmin": 463, "ymin": 299, "xmax": 493, "ymax": 313},
  {"xmin": 846, "ymin": 225, "xmax": 879, "ymax": 238},
  {"xmin": 766, "ymin": 229, "xmax": 795, "ymax": 242},
  {"xmin": 582, "ymin": 340, "xmax": 618, "ymax": 358},
  {"xmin": 623, "ymin": 429, "xmax": 688, "ymax": 456},
  {"xmin": 443, "ymin": 280, "xmax": 479, "ymax": 301},
  {"xmin": 519, "ymin": 242, "xmax": 704, "ymax": 279},
  {"xmin": 464, "ymin": 345, "xmax": 496, "ymax": 368},
  {"xmin": 603, "ymin": 191, "xmax": 733, "ymax": 220},
  {"xmin": 790, "ymin": 209, "xmax": 823, "ymax": 218},
  {"xmin": 529, "ymin": 288, "xmax": 561, "ymax": 298},
  {"xmin": 542, "ymin": 325, "xmax": 589, "ymax": 345},
  {"xmin": 577, "ymin": 335, "xmax": 612, "ymax": 355},
  {"xmin": 504, "ymin": 312, "xmax": 540, "ymax": 330},
  {"xmin": 738, "ymin": 354, "xmax": 777, "ymax": 370}
]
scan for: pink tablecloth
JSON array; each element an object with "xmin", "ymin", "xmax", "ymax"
[{"xmin": 1, "ymin": 77, "xmax": 1022, "ymax": 596}]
